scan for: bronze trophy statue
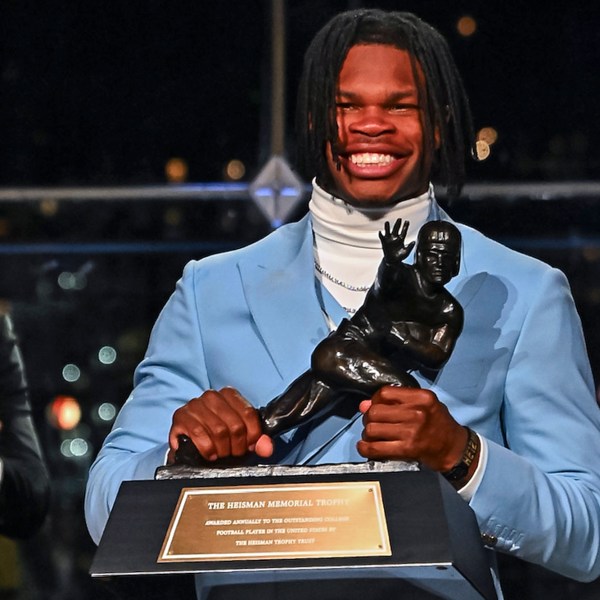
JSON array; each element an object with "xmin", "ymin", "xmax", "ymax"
[{"xmin": 175, "ymin": 219, "xmax": 463, "ymax": 465}]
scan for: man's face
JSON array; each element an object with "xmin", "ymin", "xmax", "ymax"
[
  {"xmin": 416, "ymin": 242, "xmax": 458, "ymax": 286},
  {"xmin": 325, "ymin": 44, "xmax": 433, "ymax": 207}
]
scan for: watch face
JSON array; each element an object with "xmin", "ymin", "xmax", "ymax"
[{"xmin": 444, "ymin": 463, "xmax": 468, "ymax": 481}]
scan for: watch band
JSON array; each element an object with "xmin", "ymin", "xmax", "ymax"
[{"xmin": 442, "ymin": 427, "xmax": 479, "ymax": 482}]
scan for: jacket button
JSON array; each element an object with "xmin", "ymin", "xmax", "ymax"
[{"xmin": 481, "ymin": 533, "xmax": 498, "ymax": 547}]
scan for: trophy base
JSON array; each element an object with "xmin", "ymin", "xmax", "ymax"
[
  {"xmin": 155, "ymin": 459, "xmax": 419, "ymax": 480},
  {"xmin": 91, "ymin": 461, "xmax": 497, "ymax": 600}
]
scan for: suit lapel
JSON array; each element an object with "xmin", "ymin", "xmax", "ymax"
[
  {"xmin": 435, "ymin": 207, "xmax": 490, "ymax": 309},
  {"xmin": 238, "ymin": 216, "xmax": 330, "ymax": 384},
  {"xmin": 238, "ymin": 217, "xmax": 357, "ymax": 461}
]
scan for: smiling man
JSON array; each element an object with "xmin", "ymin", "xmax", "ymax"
[
  {"xmin": 86, "ymin": 9, "xmax": 600, "ymax": 599},
  {"xmin": 325, "ymin": 44, "xmax": 432, "ymax": 205}
]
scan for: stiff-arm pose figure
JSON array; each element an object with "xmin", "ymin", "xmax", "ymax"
[{"xmin": 259, "ymin": 219, "xmax": 463, "ymax": 437}]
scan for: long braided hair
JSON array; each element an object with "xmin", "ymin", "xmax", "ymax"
[{"xmin": 295, "ymin": 9, "xmax": 475, "ymax": 200}]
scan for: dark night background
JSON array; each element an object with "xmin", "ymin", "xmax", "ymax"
[
  {"xmin": 1, "ymin": 0, "xmax": 600, "ymax": 185},
  {"xmin": 1, "ymin": 2, "xmax": 600, "ymax": 599}
]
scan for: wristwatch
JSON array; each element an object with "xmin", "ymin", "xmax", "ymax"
[{"xmin": 442, "ymin": 427, "xmax": 479, "ymax": 482}]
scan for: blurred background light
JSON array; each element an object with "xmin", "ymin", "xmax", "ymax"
[
  {"xmin": 39, "ymin": 198, "xmax": 59, "ymax": 217},
  {"xmin": 475, "ymin": 140, "xmax": 491, "ymax": 161},
  {"xmin": 98, "ymin": 345, "xmax": 117, "ymax": 365},
  {"xmin": 69, "ymin": 437, "xmax": 89, "ymax": 457},
  {"xmin": 57, "ymin": 270, "xmax": 87, "ymax": 291},
  {"xmin": 58, "ymin": 271, "xmax": 77, "ymax": 290},
  {"xmin": 97, "ymin": 402, "xmax": 117, "ymax": 422},
  {"xmin": 457, "ymin": 15, "xmax": 477, "ymax": 37},
  {"xmin": 48, "ymin": 395, "xmax": 82, "ymax": 430},
  {"xmin": 163, "ymin": 206, "xmax": 183, "ymax": 227},
  {"xmin": 62, "ymin": 363, "xmax": 81, "ymax": 382},
  {"xmin": 474, "ymin": 126, "xmax": 499, "ymax": 162},
  {"xmin": 165, "ymin": 157, "xmax": 189, "ymax": 183},
  {"xmin": 477, "ymin": 126, "xmax": 499, "ymax": 146},
  {"xmin": 224, "ymin": 159, "xmax": 246, "ymax": 181},
  {"xmin": 60, "ymin": 437, "xmax": 90, "ymax": 459}
]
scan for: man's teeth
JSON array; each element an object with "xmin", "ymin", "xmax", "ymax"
[{"xmin": 349, "ymin": 153, "xmax": 395, "ymax": 166}]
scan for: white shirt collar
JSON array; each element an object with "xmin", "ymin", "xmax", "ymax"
[
  {"xmin": 309, "ymin": 179, "xmax": 434, "ymax": 249},
  {"xmin": 309, "ymin": 180, "xmax": 436, "ymax": 317}
]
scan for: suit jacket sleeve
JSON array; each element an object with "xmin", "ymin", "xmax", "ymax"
[
  {"xmin": 0, "ymin": 314, "xmax": 50, "ymax": 538},
  {"xmin": 470, "ymin": 267, "xmax": 600, "ymax": 581},
  {"xmin": 85, "ymin": 262, "xmax": 212, "ymax": 544}
]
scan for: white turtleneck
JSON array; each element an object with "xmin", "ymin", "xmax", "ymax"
[{"xmin": 310, "ymin": 179, "xmax": 433, "ymax": 315}]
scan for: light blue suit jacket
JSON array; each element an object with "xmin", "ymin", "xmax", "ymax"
[{"xmin": 85, "ymin": 209, "xmax": 600, "ymax": 582}]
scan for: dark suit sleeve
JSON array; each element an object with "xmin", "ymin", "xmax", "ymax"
[{"xmin": 0, "ymin": 314, "xmax": 50, "ymax": 538}]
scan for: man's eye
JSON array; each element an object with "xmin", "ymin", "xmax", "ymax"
[
  {"xmin": 390, "ymin": 104, "xmax": 419, "ymax": 113},
  {"xmin": 336, "ymin": 103, "xmax": 357, "ymax": 111}
]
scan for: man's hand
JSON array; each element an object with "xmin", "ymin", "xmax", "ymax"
[
  {"xmin": 379, "ymin": 219, "xmax": 415, "ymax": 264},
  {"xmin": 357, "ymin": 386, "xmax": 469, "ymax": 473},
  {"xmin": 167, "ymin": 387, "xmax": 273, "ymax": 464}
]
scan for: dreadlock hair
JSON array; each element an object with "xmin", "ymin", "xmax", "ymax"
[{"xmin": 295, "ymin": 9, "xmax": 475, "ymax": 201}]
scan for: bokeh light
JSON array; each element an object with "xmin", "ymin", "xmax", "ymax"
[
  {"xmin": 475, "ymin": 140, "xmax": 491, "ymax": 161},
  {"xmin": 165, "ymin": 157, "xmax": 189, "ymax": 183},
  {"xmin": 57, "ymin": 271, "xmax": 87, "ymax": 291},
  {"xmin": 48, "ymin": 395, "xmax": 82, "ymax": 430},
  {"xmin": 62, "ymin": 363, "xmax": 81, "ymax": 382},
  {"xmin": 98, "ymin": 345, "xmax": 117, "ymax": 365},
  {"xmin": 39, "ymin": 198, "xmax": 59, "ymax": 217},
  {"xmin": 60, "ymin": 437, "xmax": 90, "ymax": 459},
  {"xmin": 224, "ymin": 159, "xmax": 246, "ymax": 181},
  {"xmin": 97, "ymin": 402, "xmax": 117, "ymax": 422},
  {"xmin": 477, "ymin": 127, "xmax": 499, "ymax": 146},
  {"xmin": 457, "ymin": 15, "xmax": 477, "ymax": 37}
]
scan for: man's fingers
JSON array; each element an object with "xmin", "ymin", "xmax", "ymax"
[
  {"xmin": 363, "ymin": 403, "xmax": 424, "ymax": 424},
  {"xmin": 362, "ymin": 421, "xmax": 418, "ymax": 442},
  {"xmin": 255, "ymin": 434, "xmax": 274, "ymax": 458},
  {"xmin": 371, "ymin": 385, "xmax": 432, "ymax": 406},
  {"xmin": 180, "ymin": 406, "xmax": 227, "ymax": 460},
  {"xmin": 219, "ymin": 387, "xmax": 264, "ymax": 447},
  {"xmin": 169, "ymin": 388, "xmax": 264, "ymax": 462},
  {"xmin": 169, "ymin": 419, "xmax": 219, "ymax": 461},
  {"xmin": 197, "ymin": 389, "xmax": 258, "ymax": 457},
  {"xmin": 359, "ymin": 399, "xmax": 371, "ymax": 413},
  {"xmin": 357, "ymin": 440, "xmax": 416, "ymax": 461}
]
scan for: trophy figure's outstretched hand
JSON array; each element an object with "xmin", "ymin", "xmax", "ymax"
[{"xmin": 379, "ymin": 219, "xmax": 415, "ymax": 264}]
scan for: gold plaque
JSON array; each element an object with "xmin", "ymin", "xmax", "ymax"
[{"xmin": 158, "ymin": 481, "xmax": 391, "ymax": 562}]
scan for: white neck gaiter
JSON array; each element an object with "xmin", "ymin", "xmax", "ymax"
[{"xmin": 309, "ymin": 180, "xmax": 433, "ymax": 315}]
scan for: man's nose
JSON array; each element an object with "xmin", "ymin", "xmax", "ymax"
[{"xmin": 349, "ymin": 108, "xmax": 395, "ymax": 137}]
